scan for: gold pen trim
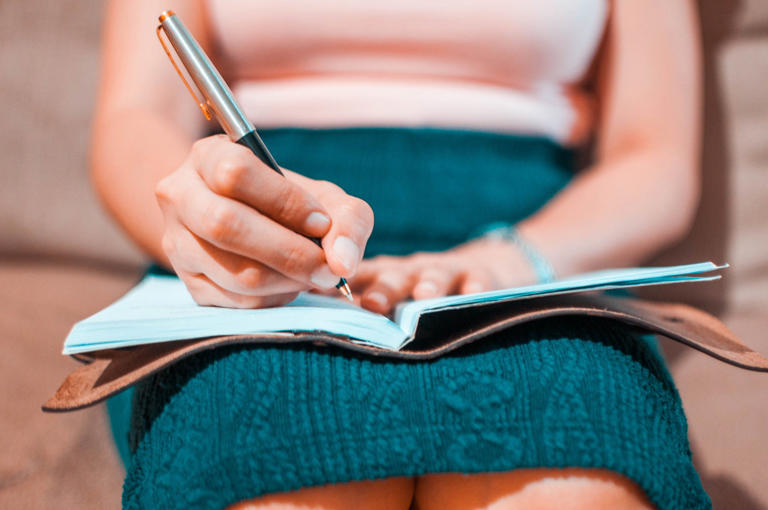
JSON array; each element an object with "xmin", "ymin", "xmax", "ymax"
[
  {"xmin": 156, "ymin": 20, "xmax": 212, "ymax": 120},
  {"xmin": 158, "ymin": 10, "xmax": 175, "ymax": 23}
]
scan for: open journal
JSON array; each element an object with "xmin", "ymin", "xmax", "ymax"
[
  {"xmin": 45, "ymin": 260, "xmax": 768, "ymax": 412},
  {"xmin": 64, "ymin": 261, "xmax": 726, "ymax": 355}
]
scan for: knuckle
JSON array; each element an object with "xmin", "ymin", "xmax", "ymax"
[
  {"xmin": 231, "ymin": 140, "xmax": 257, "ymax": 160},
  {"xmin": 315, "ymin": 179, "xmax": 343, "ymax": 195},
  {"xmin": 190, "ymin": 138, "xmax": 209, "ymax": 160},
  {"xmin": 234, "ymin": 266, "xmax": 265, "ymax": 290},
  {"xmin": 201, "ymin": 203, "xmax": 237, "ymax": 241},
  {"xmin": 160, "ymin": 234, "xmax": 176, "ymax": 257},
  {"xmin": 212, "ymin": 159, "xmax": 246, "ymax": 195},
  {"xmin": 338, "ymin": 197, "xmax": 374, "ymax": 231},
  {"xmin": 194, "ymin": 134, "xmax": 226, "ymax": 153},
  {"xmin": 335, "ymin": 201, "xmax": 359, "ymax": 221},
  {"xmin": 154, "ymin": 176, "xmax": 175, "ymax": 204},
  {"xmin": 353, "ymin": 197, "xmax": 374, "ymax": 226}
]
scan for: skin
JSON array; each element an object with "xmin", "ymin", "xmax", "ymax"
[{"xmin": 91, "ymin": 0, "xmax": 700, "ymax": 508}]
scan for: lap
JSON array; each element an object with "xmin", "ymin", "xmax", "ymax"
[{"xmin": 122, "ymin": 318, "xmax": 708, "ymax": 509}]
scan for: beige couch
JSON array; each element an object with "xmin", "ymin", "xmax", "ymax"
[{"xmin": 1, "ymin": 1, "xmax": 766, "ymax": 508}]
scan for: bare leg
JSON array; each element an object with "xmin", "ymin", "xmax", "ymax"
[
  {"xmin": 413, "ymin": 469, "xmax": 655, "ymax": 510},
  {"xmin": 227, "ymin": 476, "xmax": 415, "ymax": 510}
]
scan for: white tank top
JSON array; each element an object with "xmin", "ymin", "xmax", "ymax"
[{"xmin": 208, "ymin": 0, "xmax": 608, "ymax": 145}]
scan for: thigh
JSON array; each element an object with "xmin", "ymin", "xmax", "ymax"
[
  {"xmin": 227, "ymin": 476, "xmax": 415, "ymax": 510},
  {"xmin": 413, "ymin": 469, "xmax": 654, "ymax": 510}
]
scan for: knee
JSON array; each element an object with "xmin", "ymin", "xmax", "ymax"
[
  {"xmin": 227, "ymin": 476, "xmax": 415, "ymax": 510},
  {"xmin": 414, "ymin": 468, "xmax": 654, "ymax": 510},
  {"xmin": 498, "ymin": 468, "xmax": 655, "ymax": 510}
]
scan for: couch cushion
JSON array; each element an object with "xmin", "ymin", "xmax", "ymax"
[
  {"xmin": 719, "ymin": 36, "xmax": 768, "ymax": 311},
  {"xmin": 670, "ymin": 307, "xmax": 768, "ymax": 509},
  {"xmin": 733, "ymin": 0, "xmax": 768, "ymax": 35},
  {"xmin": 640, "ymin": 4, "xmax": 768, "ymax": 313},
  {"xmin": 0, "ymin": 1, "xmax": 145, "ymax": 267},
  {"xmin": 0, "ymin": 260, "xmax": 140, "ymax": 509}
]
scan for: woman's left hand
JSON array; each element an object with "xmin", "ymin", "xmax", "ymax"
[{"xmin": 342, "ymin": 238, "xmax": 539, "ymax": 314}]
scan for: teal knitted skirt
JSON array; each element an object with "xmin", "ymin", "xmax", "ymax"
[{"xmin": 115, "ymin": 127, "xmax": 711, "ymax": 509}]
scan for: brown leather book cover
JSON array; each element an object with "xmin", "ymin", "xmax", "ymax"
[{"xmin": 43, "ymin": 293, "xmax": 768, "ymax": 412}]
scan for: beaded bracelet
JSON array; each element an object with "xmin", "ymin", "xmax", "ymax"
[{"xmin": 472, "ymin": 221, "xmax": 557, "ymax": 284}]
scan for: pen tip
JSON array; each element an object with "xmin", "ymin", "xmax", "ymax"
[{"xmin": 339, "ymin": 280, "xmax": 354, "ymax": 302}]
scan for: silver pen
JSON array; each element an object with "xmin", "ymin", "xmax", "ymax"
[{"xmin": 157, "ymin": 10, "xmax": 353, "ymax": 301}]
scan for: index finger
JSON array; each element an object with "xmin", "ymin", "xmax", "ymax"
[{"xmin": 194, "ymin": 136, "xmax": 332, "ymax": 239}]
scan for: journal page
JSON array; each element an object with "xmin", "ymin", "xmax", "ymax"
[
  {"xmin": 64, "ymin": 275, "xmax": 408, "ymax": 354},
  {"xmin": 394, "ymin": 262, "xmax": 726, "ymax": 337}
]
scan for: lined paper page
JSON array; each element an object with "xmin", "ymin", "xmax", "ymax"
[
  {"xmin": 394, "ymin": 262, "xmax": 726, "ymax": 336},
  {"xmin": 63, "ymin": 276, "xmax": 407, "ymax": 354},
  {"xmin": 64, "ymin": 262, "xmax": 726, "ymax": 354}
]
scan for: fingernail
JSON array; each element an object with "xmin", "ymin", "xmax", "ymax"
[
  {"xmin": 304, "ymin": 212, "xmax": 331, "ymax": 233},
  {"xmin": 366, "ymin": 291, "xmax": 388, "ymax": 308},
  {"xmin": 414, "ymin": 281, "xmax": 438, "ymax": 298},
  {"xmin": 333, "ymin": 236, "xmax": 360, "ymax": 273},
  {"xmin": 310, "ymin": 265, "xmax": 339, "ymax": 289}
]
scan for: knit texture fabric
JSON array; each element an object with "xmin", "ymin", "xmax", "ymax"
[{"xmin": 117, "ymin": 127, "xmax": 711, "ymax": 509}]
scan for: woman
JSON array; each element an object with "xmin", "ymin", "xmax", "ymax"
[{"xmin": 91, "ymin": 0, "xmax": 707, "ymax": 508}]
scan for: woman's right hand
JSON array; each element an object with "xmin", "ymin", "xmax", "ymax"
[{"xmin": 155, "ymin": 135, "xmax": 374, "ymax": 308}]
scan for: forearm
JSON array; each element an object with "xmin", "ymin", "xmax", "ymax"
[
  {"xmin": 517, "ymin": 148, "xmax": 699, "ymax": 277},
  {"xmin": 90, "ymin": 108, "xmax": 194, "ymax": 267},
  {"xmin": 512, "ymin": 0, "xmax": 702, "ymax": 278}
]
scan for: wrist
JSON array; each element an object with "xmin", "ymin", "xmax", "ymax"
[
  {"xmin": 456, "ymin": 236, "xmax": 538, "ymax": 288},
  {"xmin": 469, "ymin": 222, "xmax": 558, "ymax": 284}
]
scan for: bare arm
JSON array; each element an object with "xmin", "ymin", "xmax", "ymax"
[
  {"xmin": 347, "ymin": 0, "xmax": 703, "ymax": 313},
  {"xmin": 90, "ymin": 0, "xmax": 373, "ymax": 308},
  {"xmin": 516, "ymin": 0, "xmax": 702, "ymax": 276},
  {"xmin": 90, "ymin": 0, "xmax": 210, "ymax": 266}
]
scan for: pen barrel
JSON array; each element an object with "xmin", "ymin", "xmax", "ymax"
[{"xmin": 159, "ymin": 13, "xmax": 254, "ymax": 140}]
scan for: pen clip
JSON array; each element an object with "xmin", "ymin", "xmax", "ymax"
[{"xmin": 156, "ymin": 24, "xmax": 212, "ymax": 121}]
